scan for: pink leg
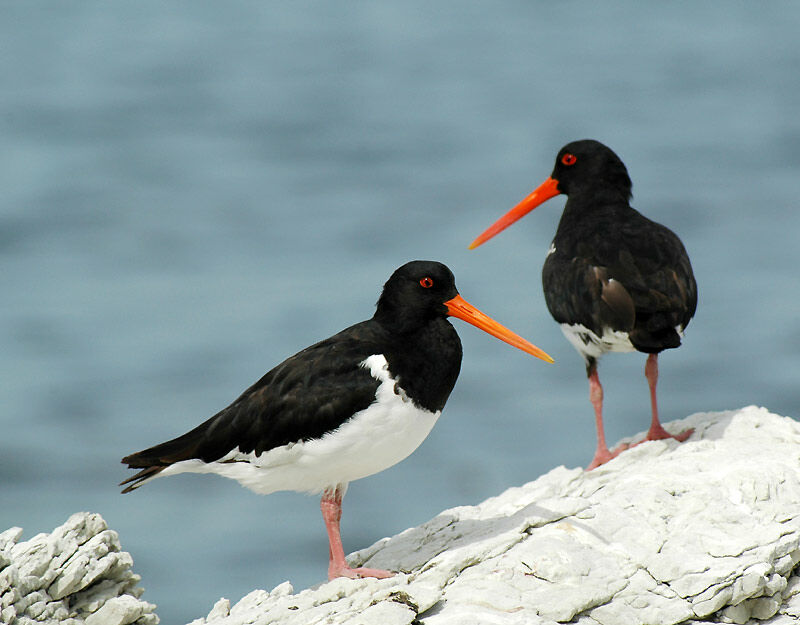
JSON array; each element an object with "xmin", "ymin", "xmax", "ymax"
[
  {"xmin": 320, "ymin": 486, "xmax": 394, "ymax": 580},
  {"xmin": 642, "ymin": 354, "xmax": 693, "ymax": 443},
  {"xmin": 586, "ymin": 363, "xmax": 628, "ymax": 470}
]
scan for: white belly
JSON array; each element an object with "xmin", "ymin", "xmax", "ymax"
[
  {"xmin": 159, "ymin": 354, "xmax": 441, "ymax": 495},
  {"xmin": 560, "ymin": 322, "xmax": 636, "ymax": 361}
]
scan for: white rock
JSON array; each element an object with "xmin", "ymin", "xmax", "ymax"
[
  {"xmin": 4, "ymin": 406, "xmax": 800, "ymax": 625},
  {"xmin": 189, "ymin": 406, "xmax": 800, "ymax": 625},
  {"xmin": 85, "ymin": 594, "xmax": 148, "ymax": 625},
  {"xmin": 1, "ymin": 605, "xmax": 16, "ymax": 623},
  {"xmin": 350, "ymin": 598, "xmax": 417, "ymax": 624},
  {"xmin": 0, "ymin": 527, "xmax": 23, "ymax": 552},
  {"xmin": 0, "ymin": 511, "xmax": 157, "ymax": 624}
]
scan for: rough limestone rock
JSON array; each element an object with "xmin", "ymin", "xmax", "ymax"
[
  {"xmin": 188, "ymin": 406, "xmax": 800, "ymax": 625},
  {"xmin": 0, "ymin": 512, "xmax": 157, "ymax": 625},
  {"xmin": 4, "ymin": 407, "xmax": 799, "ymax": 624}
]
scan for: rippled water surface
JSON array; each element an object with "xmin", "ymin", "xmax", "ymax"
[{"xmin": 2, "ymin": 3, "xmax": 799, "ymax": 623}]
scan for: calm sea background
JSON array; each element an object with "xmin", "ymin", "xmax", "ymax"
[{"xmin": 2, "ymin": 3, "xmax": 799, "ymax": 623}]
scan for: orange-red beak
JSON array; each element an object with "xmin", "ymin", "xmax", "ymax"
[
  {"xmin": 469, "ymin": 177, "xmax": 561, "ymax": 249},
  {"xmin": 444, "ymin": 294, "xmax": 553, "ymax": 363}
]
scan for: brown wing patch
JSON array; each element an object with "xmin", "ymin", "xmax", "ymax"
[{"xmin": 592, "ymin": 266, "xmax": 635, "ymax": 332}]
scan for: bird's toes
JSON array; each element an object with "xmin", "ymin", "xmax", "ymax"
[
  {"xmin": 610, "ymin": 441, "xmax": 631, "ymax": 455},
  {"xmin": 643, "ymin": 424, "xmax": 694, "ymax": 443},
  {"xmin": 353, "ymin": 566, "xmax": 395, "ymax": 579},
  {"xmin": 671, "ymin": 427, "xmax": 694, "ymax": 442},
  {"xmin": 329, "ymin": 564, "xmax": 395, "ymax": 580},
  {"xmin": 586, "ymin": 443, "xmax": 628, "ymax": 470}
]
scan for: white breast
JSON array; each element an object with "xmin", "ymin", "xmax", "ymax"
[
  {"xmin": 560, "ymin": 322, "xmax": 636, "ymax": 361},
  {"xmin": 158, "ymin": 354, "xmax": 441, "ymax": 495}
]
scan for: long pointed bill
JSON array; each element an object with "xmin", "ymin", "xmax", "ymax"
[
  {"xmin": 445, "ymin": 294, "xmax": 554, "ymax": 363},
  {"xmin": 469, "ymin": 177, "xmax": 561, "ymax": 249}
]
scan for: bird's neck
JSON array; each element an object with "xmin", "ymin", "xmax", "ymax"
[
  {"xmin": 555, "ymin": 187, "xmax": 633, "ymax": 234},
  {"xmin": 373, "ymin": 304, "xmax": 431, "ymax": 335},
  {"xmin": 377, "ymin": 317, "xmax": 462, "ymax": 413},
  {"xmin": 566, "ymin": 183, "xmax": 631, "ymax": 206}
]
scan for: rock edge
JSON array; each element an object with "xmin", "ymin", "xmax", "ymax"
[{"xmin": 0, "ymin": 512, "xmax": 157, "ymax": 625}]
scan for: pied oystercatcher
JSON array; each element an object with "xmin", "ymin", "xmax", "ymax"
[
  {"xmin": 121, "ymin": 260, "xmax": 552, "ymax": 579},
  {"xmin": 470, "ymin": 140, "xmax": 697, "ymax": 469}
]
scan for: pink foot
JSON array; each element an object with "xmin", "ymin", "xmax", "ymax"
[
  {"xmin": 329, "ymin": 564, "xmax": 395, "ymax": 580},
  {"xmin": 586, "ymin": 441, "xmax": 629, "ymax": 470},
  {"xmin": 670, "ymin": 428, "xmax": 694, "ymax": 442},
  {"xmin": 633, "ymin": 425, "xmax": 694, "ymax": 446}
]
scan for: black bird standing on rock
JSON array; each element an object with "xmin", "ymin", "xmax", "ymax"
[
  {"xmin": 122, "ymin": 260, "xmax": 552, "ymax": 579},
  {"xmin": 470, "ymin": 140, "xmax": 697, "ymax": 469}
]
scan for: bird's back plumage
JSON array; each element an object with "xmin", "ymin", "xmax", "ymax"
[
  {"xmin": 121, "ymin": 323, "xmax": 383, "ymax": 490},
  {"xmin": 543, "ymin": 200, "xmax": 697, "ymax": 357}
]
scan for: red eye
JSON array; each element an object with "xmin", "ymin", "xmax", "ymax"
[
  {"xmin": 419, "ymin": 277, "xmax": 434, "ymax": 288},
  {"xmin": 561, "ymin": 153, "xmax": 577, "ymax": 166}
]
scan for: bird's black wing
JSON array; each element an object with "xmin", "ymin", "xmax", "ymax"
[
  {"xmin": 543, "ymin": 254, "xmax": 636, "ymax": 335},
  {"xmin": 607, "ymin": 210, "xmax": 697, "ymax": 352},
  {"xmin": 121, "ymin": 320, "xmax": 386, "ymax": 491}
]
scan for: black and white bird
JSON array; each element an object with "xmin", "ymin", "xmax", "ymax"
[
  {"xmin": 121, "ymin": 260, "xmax": 552, "ymax": 579},
  {"xmin": 470, "ymin": 140, "xmax": 697, "ymax": 469}
]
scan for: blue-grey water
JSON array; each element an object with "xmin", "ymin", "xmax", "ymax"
[{"xmin": 2, "ymin": 3, "xmax": 799, "ymax": 623}]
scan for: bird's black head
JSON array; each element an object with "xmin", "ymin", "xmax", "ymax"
[
  {"xmin": 371, "ymin": 262, "xmax": 551, "ymax": 413},
  {"xmin": 551, "ymin": 139, "xmax": 633, "ymax": 201},
  {"xmin": 469, "ymin": 139, "xmax": 634, "ymax": 250},
  {"xmin": 374, "ymin": 261, "xmax": 553, "ymax": 362},
  {"xmin": 374, "ymin": 261, "xmax": 458, "ymax": 332}
]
